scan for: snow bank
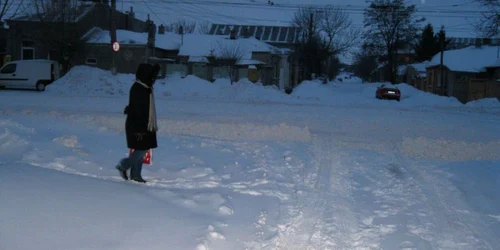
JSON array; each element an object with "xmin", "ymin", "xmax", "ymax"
[
  {"xmin": 47, "ymin": 66, "xmax": 135, "ymax": 96},
  {"xmin": 161, "ymin": 76, "xmax": 286, "ymax": 102},
  {"xmin": 47, "ymin": 66, "xmax": 480, "ymax": 109},
  {"xmin": 291, "ymin": 80, "xmax": 335, "ymax": 101},
  {"xmin": 465, "ymin": 98, "xmax": 500, "ymax": 108}
]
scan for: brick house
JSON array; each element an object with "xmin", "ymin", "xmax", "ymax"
[
  {"xmin": 81, "ymin": 26, "xmax": 180, "ymax": 74},
  {"xmin": 5, "ymin": 3, "xmax": 149, "ymax": 74}
]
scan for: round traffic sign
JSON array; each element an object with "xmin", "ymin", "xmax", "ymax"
[{"xmin": 112, "ymin": 41, "xmax": 120, "ymax": 52}]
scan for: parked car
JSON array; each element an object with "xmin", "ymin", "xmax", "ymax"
[
  {"xmin": 0, "ymin": 59, "xmax": 60, "ymax": 91},
  {"xmin": 376, "ymin": 84, "xmax": 401, "ymax": 101}
]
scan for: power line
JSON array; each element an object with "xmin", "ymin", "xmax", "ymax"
[
  {"xmin": 115, "ymin": 0, "xmax": 497, "ymax": 15},
  {"xmin": 123, "ymin": 0, "xmax": 485, "ymax": 35}
]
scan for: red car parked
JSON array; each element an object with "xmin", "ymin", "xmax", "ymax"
[{"xmin": 376, "ymin": 84, "xmax": 401, "ymax": 102}]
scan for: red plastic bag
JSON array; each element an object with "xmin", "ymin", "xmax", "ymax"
[{"xmin": 129, "ymin": 149, "xmax": 152, "ymax": 165}]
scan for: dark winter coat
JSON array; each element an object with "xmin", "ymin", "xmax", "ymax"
[{"xmin": 124, "ymin": 63, "xmax": 160, "ymax": 150}]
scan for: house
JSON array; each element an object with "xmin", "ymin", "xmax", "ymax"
[
  {"xmin": 397, "ymin": 61, "xmax": 429, "ymax": 89},
  {"xmin": 82, "ymin": 26, "xmax": 291, "ymax": 88},
  {"xmin": 370, "ymin": 63, "xmax": 388, "ymax": 83},
  {"xmin": 484, "ymin": 59, "xmax": 500, "ymax": 80},
  {"xmin": 447, "ymin": 37, "xmax": 500, "ymax": 50},
  {"xmin": 175, "ymin": 32, "xmax": 289, "ymax": 87},
  {"xmin": 178, "ymin": 31, "xmax": 289, "ymax": 86},
  {"xmin": 0, "ymin": 26, "xmax": 7, "ymax": 66},
  {"xmin": 81, "ymin": 26, "xmax": 180, "ymax": 74},
  {"xmin": 426, "ymin": 45, "xmax": 500, "ymax": 102},
  {"xmin": 397, "ymin": 45, "xmax": 415, "ymax": 64},
  {"xmin": 208, "ymin": 24, "xmax": 303, "ymax": 86},
  {"xmin": 208, "ymin": 24, "xmax": 301, "ymax": 50},
  {"xmin": 5, "ymin": 3, "xmax": 149, "ymax": 73}
]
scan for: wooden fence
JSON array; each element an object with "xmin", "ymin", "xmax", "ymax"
[{"xmin": 452, "ymin": 78, "xmax": 500, "ymax": 103}]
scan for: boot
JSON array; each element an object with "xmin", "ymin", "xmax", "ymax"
[
  {"xmin": 115, "ymin": 165, "xmax": 128, "ymax": 181},
  {"xmin": 131, "ymin": 177, "xmax": 147, "ymax": 183}
]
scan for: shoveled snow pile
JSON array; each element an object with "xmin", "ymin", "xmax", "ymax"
[
  {"xmin": 45, "ymin": 66, "xmax": 487, "ymax": 108},
  {"xmin": 465, "ymin": 98, "xmax": 500, "ymax": 108},
  {"xmin": 46, "ymin": 66, "xmax": 135, "ymax": 96},
  {"xmin": 375, "ymin": 83, "xmax": 463, "ymax": 107},
  {"xmin": 291, "ymin": 80, "xmax": 336, "ymax": 102},
  {"xmin": 162, "ymin": 76, "xmax": 286, "ymax": 102},
  {"xmin": 47, "ymin": 66, "xmax": 289, "ymax": 102},
  {"xmin": 292, "ymin": 81, "xmax": 463, "ymax": 107}
]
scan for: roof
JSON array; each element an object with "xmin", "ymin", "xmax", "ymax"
[
  {"xmin": 485, "ymin": 58, "xmax": 500, "ymax": 68},
  {"xmin": 409, "ymin": 61, "xmax": 429, "ymax": 72},
  {"xmin": 427, "ymin": 45, "xmax": 499, "ymax": 73},
  {"xmin": 82, "ymin": 28, "xmax": 279, "ymax": 65},
  {"xmin": 82, "ymin": 27, "xmax": 181, "ymax": 51},
  {"xmin": 177, "ymin": 34, "xmax": 280, "ymax": 64},
  {"xmin": 398, "ymin": 61, "xmax": 429, "ymax": 77},
  {"xmin": 448, "ymin": 37, "xmax": 500, "ymax": 49},
  {"xmin": 208, "ymin": 24, "xmax": 301, "ymax": 44},
  {"xmin": 11, "ymin": 3, "xmax": 95, "ymax": 22}
]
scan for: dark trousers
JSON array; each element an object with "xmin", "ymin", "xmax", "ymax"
[{"xmin": 117, "ymin": 149, "xmax": 148, "ymax": 178}]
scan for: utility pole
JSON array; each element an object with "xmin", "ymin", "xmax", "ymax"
[
  {"xmin": 309, "ymin": 12, "xmax": 313, "ymax": 42},
  {"xmin": 111, "ymin": 0, "xmax": 117, "ymax": 75},
  {"xmin": 308, "ymin": 12, "xmax": 313, "ymax": 80},
  {"xmin": 439, "ymin": 29, "xmax": 445, "ymax": 96}
]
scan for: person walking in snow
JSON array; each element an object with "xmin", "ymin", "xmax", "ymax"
[{"xmin": 115, "ymin": 63, "xmax": 160, "ymax": 183}]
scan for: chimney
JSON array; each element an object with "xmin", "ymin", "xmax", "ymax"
[
  {"xmin": 158, "ymin": 24, "xmax": 165, "ymax": 34},
  {"xmin": 147, "ymin": 21, "xmax": 156, "ymax": 48},
  {"xmin": 242, "ymin": 26, "xmax": 250, "ymax": 38},
  {"xmin": 128, "ymin": 6, "xmax": 135, "ymax": 18},
  {"xmin": 230, "ymin": 28, "xmax": 236, "ymax": 40}
]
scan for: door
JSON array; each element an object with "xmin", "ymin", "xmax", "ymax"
[{"xmin": 0, "ymin": 63, "xmax": 18, "ymax": 88}]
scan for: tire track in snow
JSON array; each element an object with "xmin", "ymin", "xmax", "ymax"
[
  {"xmin": 341, "ymin": 139, "xmax": 496, "ymax": 250},
  {"xmin": 269, "ymin": 133, "xmax": 357, "ymax": 249},
  {"xmin": 408, "ymin": 164, "xmax": 495, "ymax": 250}
]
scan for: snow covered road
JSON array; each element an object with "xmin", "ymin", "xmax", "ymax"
[{"xmin": 1, "ymin": 88, "xmax": 500, "ymax": 249}]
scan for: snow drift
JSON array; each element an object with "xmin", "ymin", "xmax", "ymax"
[{"xmin": 45, "ymin": 66, "xmax": 499, "ymax": 109}]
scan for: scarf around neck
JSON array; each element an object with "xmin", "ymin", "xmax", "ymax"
[{"xmin": 135, "ymin": 79, "xmax": 158, "ymax": 132}]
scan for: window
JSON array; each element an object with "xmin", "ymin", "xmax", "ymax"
[
  {"xmin": 86, "ymin": 58, "xmax": 97, "ymax": 65},
  {"xmin": 1, "ymin": 63, "xmax": 16, "ymax": 74},
  {"xmin": 21, "ymin": 40, "xmax": 35, "ymax": 60}
]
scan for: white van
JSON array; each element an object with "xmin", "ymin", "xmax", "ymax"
[{"xmin": 0, "ymin": 59, "xmax": 60, "ymax": 91}]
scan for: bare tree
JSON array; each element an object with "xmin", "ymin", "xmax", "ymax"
[
  {"xmin": 292, "ymin": 6, "xmax": 323, "ymax": 42},
  {"xmin": 197, "ymin": 21, "xmax": 210, "ymax": 34},
  {"xmin": 0, "ymin": 0, "xmax": 24, "ymax": 25},
  {"xmin": 292, "ymin": 5, "xmax": 359, "ymax": 79},
  {"xmin": 206, "ymin": 40, "xmax": 244, "ymax": 85},
  {"xmin": 27, "ymin": 0, "xmax": 86, "ymax": 73},
  {"xmin": 165, "ymin": 19, "xmax": 197, "ymax": 34},
  {"xmin": 364, "ymin": 0, "xmax": 424, "ymax": 84},
  {"xmin": 318, "ymin": 6, "xmax": 360, "ymax": 55},
  {"xmin": 473, "ymin": 0, "xmax": 499, "ymax": 38}
]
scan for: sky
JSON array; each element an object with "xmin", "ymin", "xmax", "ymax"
[
  {"xmin": 4, "ymin": 0, "xmax": 487, "ymax": 38},
  {"xmin": 122, "ymin": 0, "xmax": 486, "ymax": 38}
]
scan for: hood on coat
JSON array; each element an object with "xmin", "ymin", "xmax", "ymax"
[{"xmin": 135, "ymin": 63, "xmax": 158, "ymax": 87}]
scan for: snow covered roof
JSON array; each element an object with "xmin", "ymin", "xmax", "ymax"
[
  {"xmin": 410, "ymin": 61, "xmax": 429, "ymax": 72},
  {"xmin": 208, "ymin": 24, "xmax": 301, "ymax": 44},
  {"xmin": 178, "ymin": 34, "xmax": 280, "ymax": 64},
  {"xmin": 82, "ymin": 27, "xmax": 181, "ymax": 51},
  {"xmin": 82, "ymin": 28, "xmax": 279, "ymax": 64},
  {"xmin": 427, "ymin": 46, "xmax": 499, "ymax": 73},
  {"xmin": 485, "ymin": 58, "xmax": 500, "ymax": 68}
]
